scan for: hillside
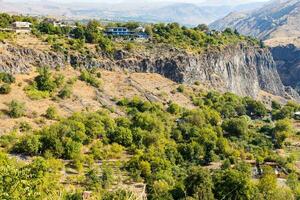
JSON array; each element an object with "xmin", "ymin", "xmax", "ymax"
[
  {"xmin": 210, "ymin": 0, "xmax": 300, "ymax": 40},
  {"xmin": 1, "ymin": 55, "xmax": 300, "ymax": 199},
  {"xmin": 1, "ymin": 28, "xmax": 297, "ymax": 101}
]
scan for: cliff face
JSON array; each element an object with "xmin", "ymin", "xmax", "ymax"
[
  {"xmin": 110, "ymin": 44, "xmax": 286, "ymax": 98},
  {"xmin": 0, "ymin": 42, "xmax": 290, "ymax": 99},
  {"xmin": 0, "ymin": 43, "xmax": 66, "ymax": 73},
  {"xmin": 271, "ymin": 44, "xmax": 300, "ymax": 93}
]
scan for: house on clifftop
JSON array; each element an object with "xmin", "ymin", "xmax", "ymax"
[
  {"xmin": 12, "ymin": 22, "xmax": 32, "ymax": 33},
  {"xmin": 105, "ymin": 26, "xmax": 149, "ymax": 40}
]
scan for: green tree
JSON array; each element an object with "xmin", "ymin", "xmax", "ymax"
[
  {"xmin": 273, "ymin": 119, "xmax": 294, "ymax": 148},
  {"xmin": 195, "ymin": 24, "xmax": 209, "ymax": 32},
  {"xmin": 244, "ymin": 97, "xmax": 268, "ymax": 118},
  {"xmin": 184, "ymin": 167, "xmax": 214, "ymax": 200},
  {"xmin": 35, "ymin": 67, "xmax": 56, "ymax": 92},
  {"xmin": 222, "ymin": 117, "xmax": 248, "ymax": 137},
  {"xmin": 213, "ymin": 169, "xmax": 254, "ymax": 200},
  {"xmin": 109, "ymin": 127, "xmax": 133, "ymax": 147},
  {"xmin": 258, "ymin": 166, "xmax": 277, "ymax": 200},
  {"xmin": 14, "ymin": 134, "xmax": 41, "ymax": 156}
]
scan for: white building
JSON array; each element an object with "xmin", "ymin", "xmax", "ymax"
[
  {"xmin": 294, "ymin": 111, "xmax": 300, "ymax": 120},
  {"xmin": 12, "ymin": 22, "xmax": 32, "ymax": 33}
]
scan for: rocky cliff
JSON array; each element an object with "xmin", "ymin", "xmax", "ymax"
[
  {"xmin": 271, "ymin": 44, "xmax": 300, "ymax": 94},
  {"xmin": 0, "ymin": 41, "xmax": 293, "ymax": 99}
]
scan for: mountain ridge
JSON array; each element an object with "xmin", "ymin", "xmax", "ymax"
[
  {"xmin": 210, "ymin": 0, "xmax": 300, "ymax": 40},
  {"xmin": 0, "ymin": 0, "xmax": 265, "ymax": 25}
]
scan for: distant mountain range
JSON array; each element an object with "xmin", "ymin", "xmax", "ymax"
[
  {"xmin": 0, "ymin": 0, "xmax": 265, "ymax": 26},
  {"xmin": 210, "ymin": 0, "xmax": 300, "ymax": 40}
]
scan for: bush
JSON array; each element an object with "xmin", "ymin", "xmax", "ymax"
[
  {"xmin": 167, "ymin": 103, "xmax": 181, "ymax": 114},
  {"xmin": 0, "ymin": 72, "xmax": 15, "ymax": 84},
  {"xmin": 125, "ymin": 42, "xmax": 135, "ymax": 51},
  {"xmin": 79, "ymin": 70, "xmax": 101, "ymax": 88},
  {"xmin": 19, "ymin": 121, "xmax": 32, "ymax": 132},
  {"xmin": 45, "ymin": 106, "xmax": 58, "ymax": 120},
  {"xmin": 0, "ymin": 84, "xmax": 11, "ymax": 94},
  {"xmin": 54, "ymin": 74, "xmax": 65, "ymax": 88},
  {"xmin": 103, "ymin": 189, "xmax": 135, "ymax": 200},
  {"xmin": 13, "ymin": 134, "xmax": 41, "ymax": 156},
  {"xmin": 34, "ymin": 67, "xmax": 57, "ymax": 92},
  {"xmin": 25, "ymin": 85, "xmax": 51, "ymax": 100},
  {"xmin": 58, "ymin": 86, "xmax": 72, "ymax": 99},
  {"xmin": 99, "ymin": 36, "xmax": 115, "ymax": 54},
  {"xmin": 7, "ymin": 100, "xmax": 26, "ymax": 118},
  {"xmin": 177, "ymin": 85, "xmax": 185, "ymax": 93}
]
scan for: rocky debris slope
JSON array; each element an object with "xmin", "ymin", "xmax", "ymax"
[
  {"xmin": 0, "ymin": 42, "xmax": 297, "ymax": 100},
  {"xmin": 271, "ymin": 44, "xmax": 300, "ymax": 94}
]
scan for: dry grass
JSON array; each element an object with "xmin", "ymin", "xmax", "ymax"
[
  {"xmin": 14, "ymin": 34, "xmax": 51, "ymax": 51},
  {"xmin": 0, "ymin": 67, "xmax": 196, "ymax": 135}
]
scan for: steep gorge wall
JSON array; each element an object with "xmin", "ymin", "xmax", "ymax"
[
  {"xmin": 271, "ymin": 44, "xmax": 300, "ymax": 94},
  {"xmin": 0, "ymin": 42, "xmax": 292, "ymax": 99}
]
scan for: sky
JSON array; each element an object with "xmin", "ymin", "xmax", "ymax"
[{"xmin": 4, "ymin": 0, "xmax": 270, "ymax": 4}]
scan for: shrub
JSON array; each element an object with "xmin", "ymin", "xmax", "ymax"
[
  {"xmin": 177, "ymin": 85, "xmax": 185, "ymax": 93},
  {"xmin": 79, "ymin": 70, "xmax": 101, "ymax": 88},
  {"xmin": 7, "ymin": 100, "xmax": 26, "ymax": 118},
  {"xmin": 34, "ymin": 67, "xmax": 57, "ymax": 92},
  {"xmin": 271, "ymin": 101, "xmax": 281, "ymax": 110},
  {"xmin": 14, "ymin": 134, "xmax": 41, "ymax": 156},
  {"xmin": 19, "ymin": 121, "xmax": 32, "ymax": 132},
  {"xmin": 98, "ymin": 36, "xmax": 115, "ymax": 54},
  {"xmin": 125, "ymin": 42, "xmax": 135, "ymax": 51},
  {"xmin": 54, "ymin": 74, "xmax": 65, "ymax": 88},
  {"xmin": 25, "ymin": 85, "xmax": 51, "ymax": 100},
  {"xmin": 0, "ymin": 84, "xmax": 11, "ymax": 94},
  {"xmin": 103, "ymin": 189, "xmax": 135, "ymax": 200},
  {"xmin": 101, "ymin": 166, "xmax": 114, "ymax": 189},
  {"xmin": 0, "ymin": 72, "xmax": 15, "ymax": 84},
  {"xmin": 167, "ymin": 103, "xmax": 181, "ymax": 114},
  {"xmin": 45, "ymin": 106, "xmax": 58, "ymax": 120},
  {"xmin": 58, "ymin": 86, "xmax": 72, "ymax": 99}
]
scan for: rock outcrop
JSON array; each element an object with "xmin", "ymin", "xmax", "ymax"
[
  {"xmin": 0, "ymin": 43, "xmax": 65, "ymax": 73},
  {"xmin": 271, "ymin": 44, "xmax": 300, "ymax": 94},
  {"xmin": 0, "ymin": 42, "xmax": 293, "ymax": 99},
  {"xmin": 110, "ymin": 44, "xmax": 287, "ymax": 99}
]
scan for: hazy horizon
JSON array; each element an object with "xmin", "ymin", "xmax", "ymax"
[
  {"xmin": 0, "ymin": 0, "xmax": 271, "ymax": 25},
  {"xmin": 2, "ymin": 0, "xmax": 270, "ymax": 5}
]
